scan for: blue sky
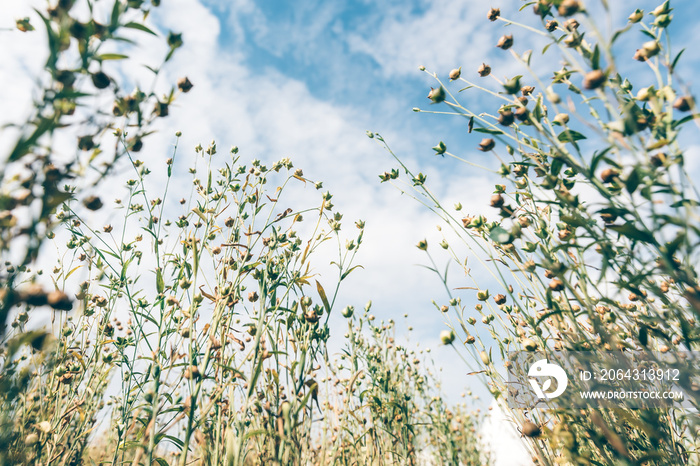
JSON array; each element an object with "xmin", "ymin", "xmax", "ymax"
[{"xmin": 2, "ymin": 0, "xmax": 700, "ymax": 463}]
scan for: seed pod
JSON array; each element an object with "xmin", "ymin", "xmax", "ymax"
[
  {"xmin": 494, "ymin": 294, "xmax": 506, "ymax": 305},
  {"xmin": 480, "ymin": 351, "xmax": 490, "ymax": 365},
  {"xmin": 545, "ymin": 20, "xmax": 558, "ymax": 31},
  {"xmin": 564, "ymin": 18, "xmax": 579, "ymax": 30},
  {"xmin": 155, "ymin": 101, "xmax": 169, "ymax": 117},
  {"xmin": 440, "ymin": 330, "xmax": 455, "ymax": 345},
  {"xmin": 477, "ymin": 63, "xmax": 491, "ymax": 77},
  {"xmin": 490, "ymin": 194, "xmax": 504, "ymax": 208},
  {"xmin": 558, "ymin": 0, "xmax": 580, "ymax": 16},
  {"xmin": 428, "ymin": 86, "xmax": 446, "ymax": 103},
  {"xmin": 83, "ymin": 195, "xmax": 103, "ymax": 211},
  {"xmin": 47, "ymin": 290, "xmax": 73, "ymax": 311},
  {"xmin": 600, "ymin": 168, "xmax": 619, "ymax": 183},
  {"xmin": 498, "ymin": 110, "xmax": 515, "ymax": 126},
  {"xmin": 91, "ymin": 71, "xmax": 111, "ymax": 89},
  {"xmin": 465, "ymin": 335, "xmax": 476, "ymax": 344},
  {"xmin": 549, "ymin": 278, "xmax": 564, "ymax": 291},
  {"xmin": 177, "ymin": 77, "xmax": 194, "ymax": 92},
  {"xmin": 553, "ymin": 113, "xmax": 570, "ymax": 125},
  {"xmin": 478, "ymin": 138, "xmax": 495, "ymax": 152},
  {"xmin": 341, "ymin": 306, "xmax": 354, "ymax": 318},
  {"xmin": 78, "ymin": 135, "xmax": 95, "ymax": 151},
  {"xmin": 522, "ymin": 338, "xmax": 538, "ymax": 351},
  {"xmin": 673, "ymin": 96, "xmax": 693, "ymax": 112},
  {"xmin": 621, "ymin": 9, "xmax": 641, "ymax": 24},
  {"xmin": 449, "ymin": 67, "xmax": 461, "ymax": 80},
  {"xmin": 496, "ymin": 35, "xmax": 513, "ymax": 50},
  {"xmin": 487, "ymin": 7, "xmax": 500, "ymax": 21},
  {"xmin": 522, "ymin": 421, "xmax": 541, "ymax": 437},
  {"xmin": 583, "ymin": 70, "xmax": 605, "ymax": 90},
  {"xmin": 515, "ymin": 107, "xmax": 529, "ymax": 122}
]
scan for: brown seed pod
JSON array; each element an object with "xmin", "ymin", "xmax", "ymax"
[
  {"xmin": 449, "ymin": 67, "xmax": 461, "ymax": 80},
  {"xmin": 545, "ymin": 20, "xmax": 558, "ymax": 31},
  {"xmin": 177, "ymin": 77, "xmax": 194, "ymax": 93},
  {"xmin": 673, "ymin": 96, "xmax": 693, "ymax": 112},
  {"xmin": 583, "ymin": 70, "xmax": 606, "ymax": 90},
  {"xmin": 496, "ymin": 35, "xmax": 514, "ymax": 50},
  {"xmin": 487, "ymin": 7, "xmax": 500, "ymax": 21},
  {"xmin": 522, "ymin": 421, "xmax": 541, "ymax": 437},
  {"xmin": 563, "ymin": 18, "xmax": 579, "ymax": 30},
  {"xmin": 47, "ymin": 290, "xmax": 73, "ymax": 311},
  {"xmin": 490, "ymin": 194, "xmax": 504, "ymax": 208},
  {"xmin": 91, "ymin": 71, "xmax": 111, "ymax": 89},
  {"xmin": 558, "ymin": 0, "xmax": 580, "ymax": 16},
  {"xmin": 83, "ymin": 195, "xmax": 103, "ymax": 211},
  {"xmin": 498, "ymin": 110, "xmax": 515, "ymax": 126},
  {"xmin": 515, "ymin": 107, "xmax": 530, "ymax": 122},
  {"xmin": 78, "ymin": 135, "xmax": 95, "ymax": 151},
  {"xmin": 549, "ymin": 278, "xmax": 564, "ymax": 291},
  {"xmin": 478, "ymin": 63, "xmax": 491, "ymax": 77},
  {"xmin": 494, "ymin": 294, "xmax": 506, "ymax": 305},
  {"xmin": 600, "ymin": 168, "xmax": 619, "ymax": 183},
  {"xmin": 478, "ymin": 138, "xmax": 495, "ymax": 152}
]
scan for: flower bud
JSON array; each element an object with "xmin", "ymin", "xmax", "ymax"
[
  {"xmin": 652, "ymin": 1, "xmax": 670, "ymax": 16},
  {"xmin": 477, "ymin": 290, "xmax": 490, "ymax": 301},
  {"xmin": 417, "ymin": 239, "xmax": 428, "ymax": 250},
  {"xmin": 503, "ymin": 76, "xmax": 521, "ymax": 95}
]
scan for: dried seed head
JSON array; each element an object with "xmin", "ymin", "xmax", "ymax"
[
  {"xmin": 177, "ymin": 77, "xmax": 193, "ymax": 93},
  {"xmin": 642, "ymin": 40, "xmax": 661, "ymax": 58},
  {"xmin": 248, "ymin": 291, "xmax": 259, "ymax": 302},
  {"xmin": 496, "ymin": 35, "xmax": 513, "ymax": 50},
  {"xmin": 583, "ymin": 70, "xmax": 606, "ymax": 90},
  {"xmin": 494, "ymin": 294, "xmax": 506, "ymax": 305},
  {"xmin": 600, "ymin": 168, "xmax": 619, "ymax": 183},
  {"xmin": 478, "ymin": 138, "xmax": 495, "ymax": 152},
  {"xmin": 487, "ymin": 7, "xmax": 500, "ymax": 21},
  {"xmin": 558, "ymin": 0, "xmax": 580, "ymax": 17},
  {"xmin": 465, "ymin": 335, "xmax": 476, "ymax": 344},
  {"xmin": 521, "ymin": 86, "xmax": 535, "ymax": 96},
  {"xmin": 477, "ymin": 63, "xmax": 491, "ymax": 77},
  {"xmin": 545, "ymin": 20, "xmax": 558, "ymax": 31},
  {"xmin": 673, "ymin": 96, "xmax": 693, "ymax": 112},
  {"xmin": 428, "ymin": 86, "xmax": 446, "ymax": 103},
  {"xmin": 522, "ymin": 421, "xmax": 541, "ymax": 437},
  {"xmin": 533, "ymin": 0, "xmax": 551, "ymax": 17},
  {"xmin": 449, "ymin": 67, "xmax": 462, "ymax": 80}
]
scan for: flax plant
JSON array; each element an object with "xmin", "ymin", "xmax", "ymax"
[{"xmin": 376, "ymin": 0, "xmax": 700, "ymax": 464}]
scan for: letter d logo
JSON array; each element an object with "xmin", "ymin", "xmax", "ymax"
[{"xmin": 528, "ymin": 359, "xmax": 568, "ymax": 399}]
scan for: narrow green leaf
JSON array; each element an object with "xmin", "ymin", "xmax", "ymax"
[
  {"xmin": 124, "ymin": 21, "xmax": 158, "ymax": 36},
  {"xmin": 315, "ymin": 280, "xmax": 331, "ymax": 314},
  {"xmin": 474, "ymin": 127, "xmax": 504, "ymax": 135},
  {"xmin": 557, "ymin": 130, "xmax": 587, "ymax": 143},
  {"xmin": 98, "ymin": 53, "xmax": 129, "ymax": 61},
  {"xmin": 608, "ymin": 223, "xmax": 655, "ymax": 243}
]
